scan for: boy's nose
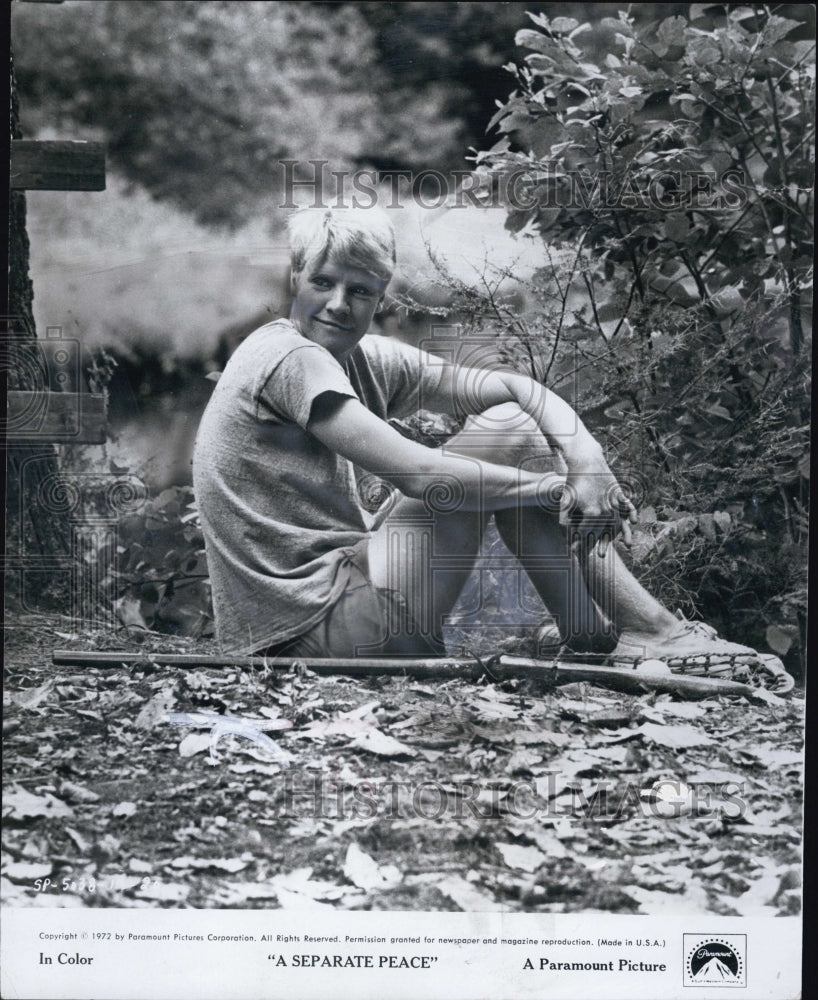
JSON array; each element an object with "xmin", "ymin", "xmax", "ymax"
[{"xmin": 327, "ymin": 286, "xmax": 350, "ymax": 314}]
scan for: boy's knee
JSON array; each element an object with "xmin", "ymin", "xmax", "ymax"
[{"xmin": 451, "ymin": 403, "xmax": 555, "ymax": 470}]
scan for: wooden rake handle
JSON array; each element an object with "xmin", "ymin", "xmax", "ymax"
[{"xmin": 51, "ymin": 650, "xmax": 783, "ymax": 703}]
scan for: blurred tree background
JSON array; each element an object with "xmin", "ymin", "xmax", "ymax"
[
  {"xmin": 9, "ymin": 2, "xmax": 813, "ymax": 672},
  {"xmin": 13, "ymin": 1, "xmax": 691, "ymax": 228}
]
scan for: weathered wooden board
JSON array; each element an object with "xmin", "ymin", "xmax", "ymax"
[
  {"xmin": 5, "ymin": 390, "xmax": 107, "ymax": 443},
  {"xmin": 10, "ymin": 140, "xmax": 106, "ymax": 191}
]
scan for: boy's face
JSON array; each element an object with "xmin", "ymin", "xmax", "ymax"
[{"xmin": 290, "ymin": 258, "xmax": 388, "ymax": 360}]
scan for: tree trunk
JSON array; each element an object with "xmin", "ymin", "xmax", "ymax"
[{"xmin": 6, "ymin": 40, "xmax": 71, "ymax": 614}]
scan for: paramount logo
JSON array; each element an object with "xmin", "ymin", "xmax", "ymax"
[
  {"xmin": 691, "ymin": 952, "xmax": 737, "ymax": 981},
  {"xmin": 683, "ymin": 935, "xmax": 746, "ymax": 989}
]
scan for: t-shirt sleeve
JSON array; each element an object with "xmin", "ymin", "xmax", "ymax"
[
  {"xmin": 363, "ymin": 336, "xmax": 447, "ymax": 419},
  {"xmin": 256, "ymin": 343, "xmax": 358, "ymax": 428}
]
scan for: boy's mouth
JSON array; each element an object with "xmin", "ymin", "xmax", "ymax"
[{"xmin": 317, "ymin": 318, "xmax": 353, "ymax": 332}]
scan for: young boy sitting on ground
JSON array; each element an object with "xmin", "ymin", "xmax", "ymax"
[{"xmin": 192, "ymin": 206, "xmax": 780, "ymax": 678}]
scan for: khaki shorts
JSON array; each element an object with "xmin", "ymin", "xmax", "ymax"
[{"xmin": 261, "ymin": 555, "xmax": 445, "ymax": 659}]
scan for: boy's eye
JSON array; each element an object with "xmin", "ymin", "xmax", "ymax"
[
  {"xmin": 311, "ymin": 276, "xmax": 332, "ymax": 289},
  {"xmin": 351, "ymin": 286, "xmax": 374, "ymax": 297}
]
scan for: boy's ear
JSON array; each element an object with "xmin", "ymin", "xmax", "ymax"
[
  {"xmin": 289, "ymin": 270, "xmax": 299, "ymax": 295},
  {"xmin": 375, "ymin": 294, "xmax": 385, "ymax": 315}
]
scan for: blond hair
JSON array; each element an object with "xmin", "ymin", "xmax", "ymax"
[{"xmin": 287, "ymin": 207, "xmax": 396, "ymax": 281}]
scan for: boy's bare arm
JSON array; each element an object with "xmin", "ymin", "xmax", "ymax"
[
  {"xmin": 429, "ymin": 365, "xmax": 598, "ymax": 464},
  {"xmin": 307, "ymin": 392, "xmax": 560, "ymax": 511},
  {"xmin": 425, "ymin": 365, "xmax": 636, "ymax": 550}
]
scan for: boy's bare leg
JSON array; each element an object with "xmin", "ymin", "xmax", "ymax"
[
  {"xmin": 369, "ymin": 404, "xmax": 675, "ymax": 650},
  {"xmin": 367, "ymin": 489, "xmax": 492, "ymax": 645},
  {"xmin": 492, "ymin": 505, "xmax": 615, "ymax": 652}
]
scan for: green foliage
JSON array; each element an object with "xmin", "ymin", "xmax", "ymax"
[
  {"xmin": 470, "ymin": 5, "xmax": 813, "ymax": 672},
  {"xmin": 115, "ymin": 486, "xmax": 213, "ymax": 638},
  {"xmin": 104, "ymin": 486, "xmax": 213, "ymax": 638}
]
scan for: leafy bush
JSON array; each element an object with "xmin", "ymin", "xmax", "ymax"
[
  {"xmin": 114, "ymin": 486, "xmax": 213, "ymax": 639},
  {"xmin": 460, "ymin": 5, "xmax": 812, "ymax": 673}
]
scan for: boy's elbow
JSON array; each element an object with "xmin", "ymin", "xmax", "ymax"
[{"xmin": 382, "ymin": 454, "xmax": 446, "ymax": 501}]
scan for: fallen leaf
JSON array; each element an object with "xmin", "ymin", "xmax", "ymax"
[
  {"xmin": 765, "ymin": 624, "xmax": 793, "ymax": 657},
  {"xmin": 575, "ymin": 856, "xmax": 609, "ymax": 872},
  {"xmin": 248, "ymin": 718, "xmax": 293, "ymax": 732},
  {"xmin": 228, "ymin": 762, "xmax": 286, "ymax": 776},
  {"xmin": 64, "ymin": 827, "xmax": 90, "ymax": 852},
  {"xmin": 75, "ymin": 709, "xmax": 105, "ymax": 723},
  {"xmin": 686, "ymin": 769, "xmax": 747, "ymax": 786},
  {"xmin": 275, "ymin": 887, "xmax": 335, "ymax": 910},
  {"xmin": 732, "ymin": 872, "xmax": 782, "ymax": 916},
  {"xmin": 134, "ymin": 882, "xmax": 190, "ymax": 902},
  {"xmin": 436, "ymin": 876, "xmax": 500, "ymax": 911},
  {"xmin": 60, "ymin": 781, "xmax": 100, "ymax": 805},
  {"xmin": 505, "ymin": 749, "xmax": 543, "ymax": 775},
  {"xmin": 178, "ymin": 733, "xmax": 212, "ymax": 758},
  {"xmin": 271, "ymin": 868, "xmax": 349, "ymax": 901},
  {"xmin": 108, "ymin": 876, "xmax": 145, "ymax": 893},
  {"xmin": 636, "ymin": 722, "xmax": 715, "ymax": 749},
  {"xmin": 647, "ymin": 702, "xmax": 707, "ymax": 720},
  {"xmin": 298, "ymin": 719, "xmax": 373, "ymax": 740},
  {"xmin": 349, "ymin": 729, "xmax": 414, "ymax": 757},
  {"xmin": 115, "ymin": 593, "xmax": 149, "ymax": 630},
  {"xmin": 496, "ymin": 842, "xmax": 546, "ymax": 873},
  {"xmin": 471, "ymin": 698, "xmax": 518, "ymax": 722},
  {"xmin": 135, "ymin": 689, "xmax": 176, "ymax": 730},
  {"xmin": 169, "ymin": 856, "xmax": 248, "ymax": 873},
  {"xmin": 213, "ymin": 883, "xmax": 280, "ymax": 905},
  {"xmin": 626, "ymin": 881, "xmax": 712, "ymax": 914},
  {"xmin": 331, "ymin": 817, "xmax": 378, "ymax": 837},
  {"xmin": 747, "ymin": 687, "xmax": 785, "ymax": 707},
  {"xmin": 112, "ymin": 802, "xmax": 138, "ymax": 818},
  {"xmin": 5, "ymin": 680, "xmax": 54, "ymax": 711},
  {"xmin": 295, "ymin": 701, "xmax": 381, "ymax": 738},
  {"xmin": 505, "ymin": 823, "xmax": 567, "ymax": 859},
  {"xmin": 593, "ymin": 728, "xmax": 643, "ymax": 744},
  {"xmin": 343, "ymin": 843, "xmax": 402, "ymax": 891},
  {"xmin": 757, "ymin": 748, "xmax": 803, "ymax": 770},
  {"xmin": 3, "ymin": 862, "xmax": 54, "ymax": 883},
  {"xmin": 749, "ymin": 806, "xmax": 791, "ymax": 827},
  {"xmin": 512, "ymin": 730, "xmax": 570, "ymax": 746},
  {"xmin": 4, "ymin": 786, "xmax": 74, "ymax": 820},
  {"xmin": 96, "ymin": 833, "xmax": 122, "ymax": 859}
]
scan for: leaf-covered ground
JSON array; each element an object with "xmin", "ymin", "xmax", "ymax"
[{"xmin": 2, "ymin": 612, "xmax": 804, "ymax": 915}]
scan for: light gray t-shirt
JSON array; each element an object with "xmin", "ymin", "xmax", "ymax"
[{"xmin": 192, "ymin": 319, "xmax": 444, "ymax": 654}]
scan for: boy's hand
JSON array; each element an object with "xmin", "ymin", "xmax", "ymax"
[{"xmin": 558, "ymin": 462, "xmax": 637, "ymax": 558}]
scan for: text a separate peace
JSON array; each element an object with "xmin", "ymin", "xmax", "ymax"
[{"xmin": 268, "ymin": 954, "xmax": 436, "ymax": 969}]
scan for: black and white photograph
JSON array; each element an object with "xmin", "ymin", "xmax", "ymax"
[{"xmin": 2, "ymin": 3, "xmax": 812, "ymax": 998}]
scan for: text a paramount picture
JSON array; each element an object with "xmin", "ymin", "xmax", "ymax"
[{"xmin": 2, "ymin": 3, "xmax": 811, "ymax": 999}]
